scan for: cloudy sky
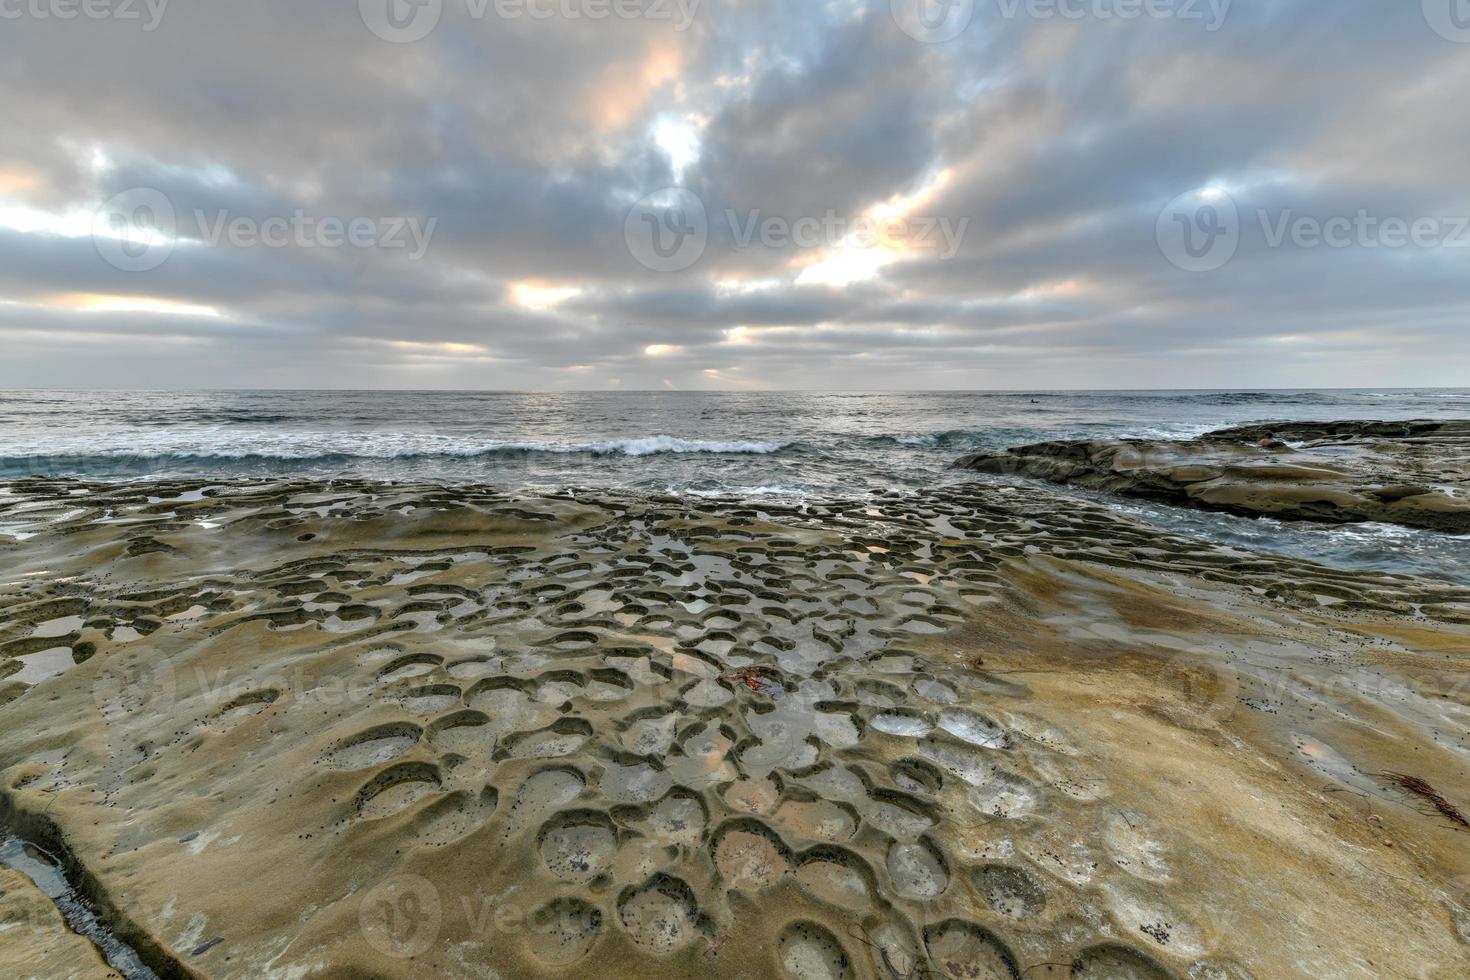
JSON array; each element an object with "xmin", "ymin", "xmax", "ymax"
[{"xmin": 1, "ymin": 0, "xmax": 1467, "ymax": 389}]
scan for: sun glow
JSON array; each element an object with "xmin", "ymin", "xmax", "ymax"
[
  {"xmin": 511, "ymin": 281, "xmax": 583, "ymax": 311},
  {"xmin": 47, "ymin": 293, "xmax": 222, "ymax": 318},
  {"xmin": 795, "ymin": 169, "xmax": 960, "ymax": 287}
]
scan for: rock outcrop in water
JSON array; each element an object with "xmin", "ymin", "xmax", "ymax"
[{"xmin": 953, "ymin": 420, "xmax": 1470, "ymax": 532}]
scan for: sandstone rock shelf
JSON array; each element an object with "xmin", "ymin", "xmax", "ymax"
[
  {"xmin": 953, "ymin": 419, "xmax": 1470, "ymax": 532},
  {"xmin": 1, "ymin": 478, "xmax": 1468, "ymax": 977}
]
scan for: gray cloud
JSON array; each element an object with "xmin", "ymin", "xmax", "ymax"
[{"xmin": 0, "ymin": 0, "xmax": 1466, "ymax": 389}]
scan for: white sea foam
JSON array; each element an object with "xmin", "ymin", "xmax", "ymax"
[
  {"xmin": 679, "ymin": 484, "xmax": 810, "ymax": 498},
  {"xmin": 0, "ymin": 432, "xmax": 789, "ymax": 460}
]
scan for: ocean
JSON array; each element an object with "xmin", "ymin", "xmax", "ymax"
[{"xmin": 2, "ymin": 388, "xmax": 1467, "ymax": 582}]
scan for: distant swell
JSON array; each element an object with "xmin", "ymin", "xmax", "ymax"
[
  {"xmin": 0, "ymin": 437, "xmax": 792, "ymax": 474},
  {"xmin": 866, "ymin": 429, "xmax": 1009, "ymax": 450}
]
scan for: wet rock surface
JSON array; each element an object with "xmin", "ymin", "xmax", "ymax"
[
  {"xmin": 953, "ymin": 419, "xmax": 1470, "ymax": 531},
  {"xmin": 0, "ymin": 477, "xmax": 1467, "ymax": 978}
]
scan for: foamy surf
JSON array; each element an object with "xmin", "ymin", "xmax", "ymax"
[{"xmin": 0, "ymin": 434, "xmax": 790, "ymax": 464}]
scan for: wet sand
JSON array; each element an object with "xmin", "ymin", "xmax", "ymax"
[{"xmin": 1, "ymin": 477, "xmax": 1468, "ymax": 978}]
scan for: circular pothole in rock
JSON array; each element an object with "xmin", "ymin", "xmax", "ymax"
[
  {"xmin": 324, "ymin": 723, "xmax": 422, "ymax": 771},
  {"xmin": 378, "ymin": 654, "xmax": 442, "ymax": 683},
  {"xmin": 354, "ymin": 762, "xmax": 441, "ymax": 820},
  {"xmin": 887, "ymin": 838, "xmax": 949, "ymax": 900},
  {"xmin": 526, "ymin": 897, "xmax": 602, "ymax": 966},
  {"xmin": 938, "ymin": 710, "xmax": 1010, "ymax": 750},
  {"xmin": 922, "ymin": 919, "xmax": 1021, "ymax": 980},
  {"xmin": 871, "ymin": 709, "xmax": 933, "ymax": 738},
  {"xmin": 974, "ymin": 864, "xmax": 1046, "ymax": 920},
  {"xmin": 399, "ymin": 684, "xmax": 462, "ymax": 715},
  {"xmin": 778, "ymin": 920, "xmax": 852, "ymax": 980},
  {"xmin": 865, "ymin": 790, "xmax": 937, "ymax": 839},
  {"xmin": 417, "ymin": 787, "xmax": 497, "ymax": 846},
  {"xmin": 503, "ymin": 766, "xmax": 585, "ymax": 838},
  {"xmin": 211, "ymin": 689, "xmax": 280, "ymax": 729},
  {"xmin": 1070, "ymin": 944, "xmax": 1175, "ymax": 979},
  {"xmin": 854, "ymin": 679, "xmax": 905, "ymax": 708},
  {"xmin": 600, "ymin": 761, "xmax": 673, "ymax": 804},
  {"xmin": 969, "ymin": 771, "xmax": 1038, "ymax": 820},
  {"xmin": 538, "ymin": 810, "xmax": 618, "ymax": 883},
  {"xmin": 913, "ymin": 677, "xmax": 958, "ymax": 704},
  {"xmin": 774, "ymin": 798, "xmax": 858, "ymax": 843},
  {"xmin": 645, "ymin": 793, "xmax": 707, "ymax": 846},
  {"xmin": 891, "ymin": 758, "xmax": 944, "ymax": 796},
  {"xmin": 447, "ymin": 658, "xmax": 500, "ymax": 681},
  {"xmin": 794, "ymin": 848, "xmax": 874, "ymax": 912},
  {"xmin": 713, "ymin": 819, "xmax": 790, "ymax": 891},
  {"xmin": 617, "ymin": 874, "xmax": 700, "ymax": 954},
  {"xmin": 502, "ymin": 719, "xmax": 592, "ymax": 760},
  {"xmin": 427, "ymin": 710, "xmax": 490, "ymax": 754}
]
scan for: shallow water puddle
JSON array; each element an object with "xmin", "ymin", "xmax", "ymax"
[
  {"xmin": 31, "ymin": 615, "xmax": 83, "ymax": 638},
  {"xmin": 13, "ymin": 646, "xmax": 76, "ymax": 685}
]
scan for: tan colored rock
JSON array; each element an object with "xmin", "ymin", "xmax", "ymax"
[
  {"xmin": 0, "ymin": 479, "xmax": 1468, "ymax": 978},
  {"xmin": 0, "ymin": 868, "xmax": 119, "ymax": 980}
]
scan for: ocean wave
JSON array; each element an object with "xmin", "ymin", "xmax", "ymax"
[
  {"xmin": 867, "ymin": 429, "xmax": 995, "ymax": 450},
  {"xmin": 0, "ymin": 435, "xmax": 792, "ymax": 472}
]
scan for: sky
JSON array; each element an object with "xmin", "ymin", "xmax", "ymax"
[{"xmin": 0, "ymin": 0, "xmax": 1467, "ymax": 390}]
